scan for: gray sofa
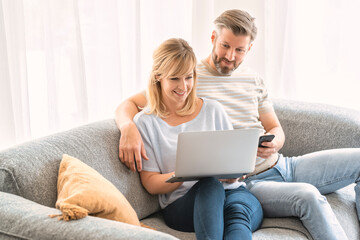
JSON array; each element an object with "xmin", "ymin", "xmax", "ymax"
[{"xmin": 1, "ymin": 99, "xmax": 359, "ymax": 240}]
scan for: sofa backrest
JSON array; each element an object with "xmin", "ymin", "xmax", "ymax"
[
  {"xmin": 273, "ymin": 98, "xmax": 360, "ymax": 157},
  {"xmin": 0, "ymin": 119, "xmax": 160, "ymax": 220}
]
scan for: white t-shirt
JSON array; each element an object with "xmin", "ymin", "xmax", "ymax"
[{"xmin": 134, "ymin": 98, "xmax": 244, "ymax": 209}]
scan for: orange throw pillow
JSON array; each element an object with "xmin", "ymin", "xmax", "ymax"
[{"xmin": 50, "ymin": 154, "xmax": 140, "ymax": 226}]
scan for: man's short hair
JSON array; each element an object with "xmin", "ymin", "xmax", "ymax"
[{"xmin": 214, "ymin": 9, "xmax": 257, "ymax": 42}]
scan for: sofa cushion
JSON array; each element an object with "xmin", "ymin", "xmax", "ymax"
[
  {"xmin": 141, "ymin": 213, "xmax": 309, "ymax": 240},
  {"xmin": 142, "ymin": 185, "xmax": 359, "ymax": 240},
  {"xmin": 327, "ymin": 184, "xmax": 359, "ymax": 240},
  {"xmin": 273, "ymin": 98, "xmax": 360, "ymax": 157},
  {"xmin": 52, "ymin": 154, "xmax": 140, "ymax": 226}
]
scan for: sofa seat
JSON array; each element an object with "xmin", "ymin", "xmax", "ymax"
[{"xmin": 141, "ymin": 184, "xmax": 358, "ymax": 240}]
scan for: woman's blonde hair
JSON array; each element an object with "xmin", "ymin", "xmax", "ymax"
[{"xmin": 146, "ymin": 38, "xmax": 197, "ymax": 118}]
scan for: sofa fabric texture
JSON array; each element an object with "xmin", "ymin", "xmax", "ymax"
[
  {"xmin": 0, "ymin": 192, "xmax": 175, "ymax": 240},
  {"xmin": 0, "ymin": 121, "xmax": 160, "ymax": 220},
  {"xmin": 0, "ymin": 98, "xmax": 359, "ymax": 240}
]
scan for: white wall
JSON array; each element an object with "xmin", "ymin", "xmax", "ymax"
[
  {"xmin": 0, "ymin": 70, "xmax": 16, "ymax": 150},
  {"xmin": 0, "ymin": 2, "xmax": 16, "ymax": 150}
]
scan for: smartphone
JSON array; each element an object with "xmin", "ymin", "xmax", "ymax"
[{"xmin": 258, "ymin": 134, "xmax": 275, "ymax": 148}]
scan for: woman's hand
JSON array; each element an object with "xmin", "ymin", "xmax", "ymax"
[{"xmin": 119, "ymin": 121, "xmax": 148, "ymax": 172}]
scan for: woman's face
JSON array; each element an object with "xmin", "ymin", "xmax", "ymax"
[{"xmin": 160, "ymin": 71, "xmax": 194, "ymax": 108}]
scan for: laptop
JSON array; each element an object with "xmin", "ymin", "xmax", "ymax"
[{"xmin": 166, "ymin": 128, "xmax": 261, "ymax": 183}]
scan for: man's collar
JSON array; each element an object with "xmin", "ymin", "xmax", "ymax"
[{"xmin": 201, "ymin": 59, "xmax": 225, "ymax": 76}]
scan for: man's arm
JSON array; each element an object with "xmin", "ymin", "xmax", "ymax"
[
  {"xmin": 258, "ymin": 110, "xmax": 285, "ymax": 159},
  {"xmin": 115, "ymin": 92, "xmax": 148, "ymax": 172}
]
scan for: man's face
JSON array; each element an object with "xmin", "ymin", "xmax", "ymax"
[{"xmin": 211, "ymin": 28, "xmax": 252, "ymax": 75}]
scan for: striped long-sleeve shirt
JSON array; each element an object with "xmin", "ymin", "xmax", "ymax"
[{"xmin": 196, "ymin": 60, "xmax": 278, "ymax": 174}]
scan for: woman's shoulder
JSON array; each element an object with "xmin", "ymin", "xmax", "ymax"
[
  {"xmin": 201, "ymin": 98, "xmax": 224, "ymax": 111},
  {"xmin": 133, "ymin": 108, "xmax": 157, "ymax": 125}
]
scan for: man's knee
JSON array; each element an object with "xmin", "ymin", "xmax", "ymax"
[
  {"xmin": 294, "ymin": 184, "xmax": 328, "ymax": 216},
  {"xmin": 296, "ymin": 184, "xmax": 325, "ymax": 202}
]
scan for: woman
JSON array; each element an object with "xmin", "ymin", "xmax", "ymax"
[{"xmin": 133, "ymin": 38, "xmax": 263, "ymax": 240}]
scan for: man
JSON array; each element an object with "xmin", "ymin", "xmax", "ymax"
[{"xmin": 115, "ymin": 9, "xmax": 360, "ymax": 240}]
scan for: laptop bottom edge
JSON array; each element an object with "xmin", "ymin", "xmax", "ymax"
[{"xmin": 166, "ymin": 173, "xmax": 248, "ymax": 183}]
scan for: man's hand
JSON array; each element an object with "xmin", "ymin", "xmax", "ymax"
[
  {"xmin": 257, "ymin": 140, "xmax": 278, "ymax": 159},
  {"xmin": 119, "ymin": 121, "xmax": 148, "ymax": 172},
  {"xmin": 258, "ymin": 110, "xmax": 285, "ymax": 159}
]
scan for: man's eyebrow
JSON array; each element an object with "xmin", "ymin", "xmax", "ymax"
[{"xmin": 220, "ymin": 41, "xmax": 246, "ymax": 49}]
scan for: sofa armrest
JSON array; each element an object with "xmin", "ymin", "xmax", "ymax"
[
  {"xmin": 0, "ymin": 192, "xmax": 177, "ymax": 240},
  {"xmin": 273, "ymin": 98, "xmax": 360, "ymax": 157},
  {"xmin": 0, "ymin": 119, "xmax": 160, "ymax": 220}
]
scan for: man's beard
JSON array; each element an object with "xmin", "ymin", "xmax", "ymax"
[{"xmin": 212, "ymin": 50, "xmax": 241, "ymax": 76}]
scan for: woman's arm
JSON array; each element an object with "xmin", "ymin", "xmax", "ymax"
[{"xmin": 140, "ymin": 171, "xmax": 182, "ymax": 195}]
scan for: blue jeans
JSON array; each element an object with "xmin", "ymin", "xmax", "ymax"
[
  {"xmin": 162, "ymin": 177, "xmax": 263, "ymax": 240},
  {"xmin": 245, "ymin": 148, "xmax": 360, "ymax": 240}
]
